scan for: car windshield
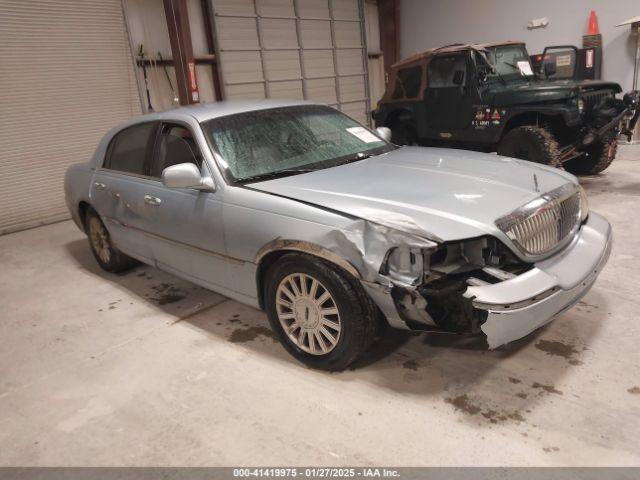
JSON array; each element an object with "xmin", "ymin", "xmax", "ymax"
[
  {"xmin": 201, "ymin": 105, "xmax": 394, "ymax": 183},
  {"xmin": 485, "ymin": 45, "xmax": 534, "ymax": 81}
]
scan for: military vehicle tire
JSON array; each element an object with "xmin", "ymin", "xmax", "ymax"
[
  {"xmin": 497, "ymin": 126, "xmax": 561, "ymax": 167},
  {"xmin": 563, "ymin": 137, "xmax": 617, "ymax": 176},
  {"xmin": 390, "ymin": 120, "xmax": 418, "ymax": 146}
]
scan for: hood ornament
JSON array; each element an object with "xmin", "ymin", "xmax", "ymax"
[{"xmin": 533, "ymin": 173, "xmax": 540, "ymax": 192}]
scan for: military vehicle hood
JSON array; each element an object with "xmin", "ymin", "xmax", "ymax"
[{"xmin": 491, "ymin": 79, "xmax": 621, "ymax": 106}]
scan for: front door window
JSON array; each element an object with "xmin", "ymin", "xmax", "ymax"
[{"xmin": 149, "ymin": 124, "xmax": 202, "ymax": 179}]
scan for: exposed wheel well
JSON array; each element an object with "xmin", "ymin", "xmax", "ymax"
[
  {"xmin": 502, "ymin": 112, "xmax": 565, "ymax": 140},
  {"xmin": 255, "ymin": 248, "xmax": 362, "ymax": 310},
  {"xmin": 256, "ymin": 250, "xmax": 289, "ymax": 310},
  {"xmin": 78, "ymin": 201, "xmax": 91, "ymax": 231}
]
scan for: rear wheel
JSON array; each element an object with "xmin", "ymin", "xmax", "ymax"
[
  {"xmin": 86, "ymin": 208, "xmax": 137, "ymax": 273},
  {"xmin": 497, "ymin": 126, "xmax": 561, "ymax": 167},
  {"xmin": 265, "ymin": 253, "xmax": 377, "ymax": 371},
  {"xmin": 563, "ymin": 137, "xmax": 617, "ymax": 176},
  {"xmin": 390, "ymin": 120, "xmax": 418, "ymax": 146}
]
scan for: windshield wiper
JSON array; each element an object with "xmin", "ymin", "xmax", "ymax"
[
  {"xmin": 237, "ymin": 168, "xmax": 314, "ymax": 184},
  {"xmin": 503, "ymin": 61, "xmax": 528, "ymax": 80},
  {"xmin": 343, "ymin": 151, "xmax": 374, "ymax": 163},
  {"xmin": 239, "ymin": 151, "xmax": 379, "ymax": 183}
]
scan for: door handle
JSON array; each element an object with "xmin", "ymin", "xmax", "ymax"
[
  {"xmin": 144, "ymin": 195, "xmax": 162, "ymax": 206},
  {"xmin": 94, "ymin": 182, "xmax": 106, "ymax": 191}
]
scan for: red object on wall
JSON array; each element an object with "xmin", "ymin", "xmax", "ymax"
[
  {"xmin": 188, "ymin": 61, "xmax": 198, "ymax": 99},
  {"xmin": 588, "ymin": 10, "xmax": 599, "ymax": 35}
]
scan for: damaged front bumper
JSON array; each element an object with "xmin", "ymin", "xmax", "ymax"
[
  {"xmin": 465, "ymin": 212, "xmax": 611, "ymax": 348},
  {"xmin": 560, "ymin": 90, "xmax": 640, "ymax": 161},
  {"xmin": 362, "ymin": 212, "xmax": 611, "ymax": 349}
]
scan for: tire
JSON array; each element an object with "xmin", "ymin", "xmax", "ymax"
[
  {"xmin": 390, "ymin": 120, "xmax": 418, "ymax": 146},
  {"xmin": 497, "ymin": 126, "xmax": 561, "ymax": 167},
  {"xmin": 265, "ymin": 253, "xmax": 377, "ymax": 371},
  {"xmin": 85, "ymin": 208, "xmax": 138, "ymax": 273},
  {"xmin": 563, "ymin": 137, "xmax": 617, "ymax": 176}
]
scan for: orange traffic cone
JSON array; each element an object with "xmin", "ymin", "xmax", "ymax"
[{"xmin": 588, "ymin": 10, "xmax": 599, "ymax": 35}]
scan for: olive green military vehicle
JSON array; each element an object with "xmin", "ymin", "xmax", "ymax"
[{"xmin": 374, "ymin": 42, "xmax": 639, "ymax": 175}]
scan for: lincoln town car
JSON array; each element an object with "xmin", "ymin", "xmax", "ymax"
[{"xmin": 64, "ymin": 100, "xmax": 612, "ymax": 370}]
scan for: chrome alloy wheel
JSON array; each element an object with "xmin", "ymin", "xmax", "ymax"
[
  {"xmin": 88, "ymin": 216, "xmax": 111, "ymax": 264},
  {"xmin": 275, "ymin": 273, "xmax": 341, "ymax": 355}
]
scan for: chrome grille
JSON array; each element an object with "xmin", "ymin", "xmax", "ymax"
[{"xmin": 496, "ymin": 184, "xmax": 584, "ymax": 258}]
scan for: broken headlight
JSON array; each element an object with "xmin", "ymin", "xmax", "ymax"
[{"xmin": 379, "ymin": 246, "xmax": 427, "ymax": 286}]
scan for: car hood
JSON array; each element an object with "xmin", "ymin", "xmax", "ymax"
[
  {"xmin": 493, "ymin": 79, "xmax": 621, "ymax": 105},
  {"xmin": 249, "ymin": 147, "xmax": 576, "ymax": 243}
]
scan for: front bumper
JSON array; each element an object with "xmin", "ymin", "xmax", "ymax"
[{"xmin": 465, "ymin": 212, "xmax": 612, "ymax": 348}]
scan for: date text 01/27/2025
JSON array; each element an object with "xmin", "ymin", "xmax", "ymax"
[{"xmin": 232, "ymin": 468, "xmax": 400, "ymax": 478}]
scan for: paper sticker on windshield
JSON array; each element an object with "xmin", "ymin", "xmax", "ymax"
[
  {"xmin": 556, "ymin": 54, "xmax": 571, "ymax": 67},
  {"xmin": 346, "ymin": 127, "xmax": 381, "ymax": 143},
  {"xmin": 517, "ymin": 61, "xmax": 533, "ymax": 76}
]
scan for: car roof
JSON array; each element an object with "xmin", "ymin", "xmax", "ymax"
[
  {"xmin": 130, "ymin": 99, "xmax": 323, "ymax": 124},
  {"xmin": 391, "ymin": 41, "xmax": 525, "ymax": 69}
]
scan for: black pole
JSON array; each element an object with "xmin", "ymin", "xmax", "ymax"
[
  {"xmin": 138, "ymin": 44, "xmax": 154, "ymax": 112},
  {"xmin": 158, "ymin": 51, "xmax": 178, "ymax": 104}
]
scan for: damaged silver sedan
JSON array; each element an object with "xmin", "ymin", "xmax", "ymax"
[{"xmin": 64, "ymin": 100, "xmax": 612, "ymax": 370}]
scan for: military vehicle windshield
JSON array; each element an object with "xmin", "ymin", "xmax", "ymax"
[{"xmin": 485, "ymin": 45, "xmax": 534, "ymax": 81}]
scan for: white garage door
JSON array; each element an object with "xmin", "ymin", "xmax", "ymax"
[
  {"xmin": 211, "ymin": 0, "xmax": 370, "ymax": 125},
  {"xmin": 0, "ymin": 0, "xmax": 141, "ymax": 235}
]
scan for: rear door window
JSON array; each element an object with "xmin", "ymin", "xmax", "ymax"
[
  {"xmin": 391, "ymin": 66, "xmax": 422, "ymax": 100},
  {"xmin": 104, "ymin": 122, "xmax": 156, "ymax": 175},
  {"xmin": 428, "ymin": 55, "xmax": 467, "ymax": 88},
  {"xmin": 149, "ymin": 124, "xmax": 202, "ymax": 179}
]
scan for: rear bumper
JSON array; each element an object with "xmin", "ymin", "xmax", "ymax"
[{"xmin": 465, "ymin": 212, "xmax": 612, "ymax": 348}]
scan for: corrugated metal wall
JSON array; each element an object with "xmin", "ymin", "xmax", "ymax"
[
  {"xmin": 211, "ymin": 0, "xmax": 371, "ymax": 125},
  {"xmin": 0, "ymin": 0, "xmax": 141, "ymax": 235},
  {"xmin": 0, "ymin": 0, "xmax": 376, "ymax": 235}
]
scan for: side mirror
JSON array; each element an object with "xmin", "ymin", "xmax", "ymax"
[
  {"xmin": 162, "ymin": 163, "xmax": 215, "ymax": 191},
  {"xmin": 544, "ymin": 61, "xmax": 556, "ymax": 78},
  {"xmin": 452, "ymin": 70, "xmax": 465, "ymax": 86},
  {"xmin": 375, "ymin": 126, "xmax": 392, "ymax": 142}
]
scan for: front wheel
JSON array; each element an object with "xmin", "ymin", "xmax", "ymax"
[
  {"xmin": 265, "ymin": 253, "xmax": 377, "ymax": 371},
  {"xmin": 497, "ymin": 126, "xmax": 561, "ymax": 167},
  {"xmin": 563, "ymin": 137, "xmax": 617, "ymax": 176}
]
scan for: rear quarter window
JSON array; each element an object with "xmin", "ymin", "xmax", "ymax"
[
  {"xmin": 391, "ymin": 65, "xmax": 422, "ymax": 99},
  {"xmin": 104, "ymin": 122, "xmax": 156, "ymax": 175}
]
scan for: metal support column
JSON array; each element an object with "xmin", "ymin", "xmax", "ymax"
[
  {"xmin": 200, "ymin": 0, "xmax": 224, "ymax": 100},
  {"xmin": 163, "ymin": 0, "xmax": 199, "ymax": 105},
  {"xmin": 378, "ymin": 0, "xmax": 400, "ymax": 83}
]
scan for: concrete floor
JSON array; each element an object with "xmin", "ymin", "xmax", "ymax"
[{"xmin": 1, "ymin": 146, "xmax": 640, "ymax": 467}]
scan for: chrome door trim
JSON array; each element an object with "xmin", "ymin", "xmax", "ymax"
[{"xmin": 97, "ymin": 167, "xmax": 159, "ymax": 182}]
